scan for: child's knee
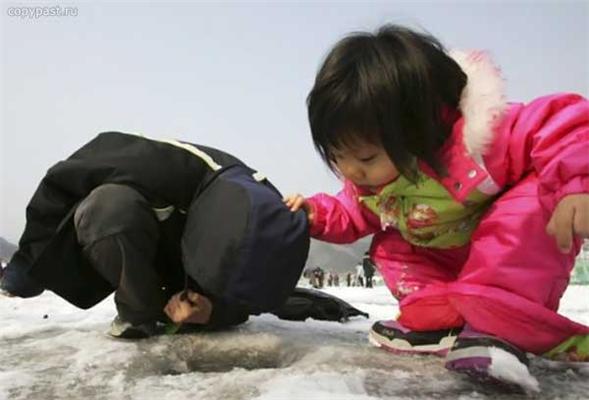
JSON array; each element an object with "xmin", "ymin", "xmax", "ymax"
[{"xmin": 74, "ymin": 183, "xmax": 157, "ymax": 245}]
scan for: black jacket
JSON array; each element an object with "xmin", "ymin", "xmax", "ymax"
[
  {"xmin": 10, "ymin": 132, "xmax": 249, "ymax": 308},
  {"xmin": 8, "ymin": 132, "xmax": 366, "ymax": 326}
]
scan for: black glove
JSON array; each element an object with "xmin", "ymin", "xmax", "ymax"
[{"xmin": 271, "ymin": 287, "xmax": 369, "ymax": 322}]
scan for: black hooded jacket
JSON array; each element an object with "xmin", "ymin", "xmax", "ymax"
[
  {"xmin": 10, "ymin": 132, "xmax": 251, "ymax": 308},
  {"xmin": 8, "ymin": 132, "xmax": 367, "ymax": 325}
]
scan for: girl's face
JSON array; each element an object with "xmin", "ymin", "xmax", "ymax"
[{"xmin": 331, "ymin": 140, "xmax": 399, "ymax": 192}]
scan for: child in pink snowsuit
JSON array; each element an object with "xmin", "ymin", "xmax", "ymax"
[{"xmin": 285, "ymin": 25, "xmax": 589, "ymax": 387}]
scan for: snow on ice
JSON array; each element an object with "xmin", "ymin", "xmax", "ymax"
[{"xmin": 1, "ymin": 284, "xmax": 588, "ymax": 399}]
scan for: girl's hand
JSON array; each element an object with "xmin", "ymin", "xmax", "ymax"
[
  {"xmin": 283, "ymin": 193, "xmax": 314, "ymax": 224},
  {"xmin": 547, "ymin": 194, "xmax": 589, "ymax": 253},
  {"xmin": 164, "ymin": 290, "xmax": 213, "ymax": 324}
]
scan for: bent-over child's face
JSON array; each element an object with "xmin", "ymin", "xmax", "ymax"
[{"xmin": 331, "ymin": 141, "xmax": 399, "ymax": 192}]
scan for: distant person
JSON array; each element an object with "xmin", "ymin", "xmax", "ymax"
[
  {"xmin": 309, "ymin": 273, "xmax": 317, "ymax": 288},
  {"xmin": 355, "ymin": 262, "xmax": 364, "ymax": 287},
  {"xmin": 311, "ymin": 266, "xmax": 324, "ymax": 289},
  {"xmin": 284, "ymin": 24, "xmax": 589, "ymax": 386},
  {"xmin": 333, "ymin": 273, "xmax": 340, "ymax": 287},
  {"xmin": 327, "ymin": 272, "xmax": 334, "ymax": 287},
  {"xmin": 303, "ymin": 268, "xmax": 317, "ymax": 288},
  {"xmin": 362, "ymin": 252, "xmax": 376, "ymax": 288},
  {"xmin": 346, "ymin": 272, "xmax": 352, "ymax": 287},
  {"xmin": 1, "ymin": 132, "xmax": 310, "ymax": 338}
]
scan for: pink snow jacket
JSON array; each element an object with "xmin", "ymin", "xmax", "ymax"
[
  {"xmin": 307, "ymin": 50, "xmax": 589, "ymax": 245},
  {"xmin": 305, "ymin": 51, "xmax": 589, "ymax": 353}
]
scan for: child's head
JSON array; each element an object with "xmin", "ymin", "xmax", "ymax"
[
  {"xmin": 329, "ymin": 137, "xmax": 400, "ymax": 191},
  {"xmin": 307, "ymin": 24, "xmax": 467, "ymax": 182},
  {"xmin": 183, "ymin": 165, "xmax": 310, "ymax": 313}
]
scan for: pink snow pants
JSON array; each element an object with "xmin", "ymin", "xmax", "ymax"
[{"xmin": 371, "ymin": 174, "xmax": 589, "ymax": 354}]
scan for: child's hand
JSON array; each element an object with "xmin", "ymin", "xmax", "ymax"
[
  {"xmin": 164, "ymin": 290, "xmax": 213, "ymax": 325},
  {"xmin": 283, "ymin": 193, "xmax": 314, "ymax": 224},
  {"xmin": 547, "ymin": 194, "xmax": 589, "ymax": 253}
]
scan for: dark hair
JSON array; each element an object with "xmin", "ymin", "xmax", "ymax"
[{"xmin": 307, "ymin": 25, "xmax": 467, "ymax": 180}]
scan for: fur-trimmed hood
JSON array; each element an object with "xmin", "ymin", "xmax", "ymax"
[{"xmin": 450, "ymin": 50, "xmax": 507, "ymax": 156}]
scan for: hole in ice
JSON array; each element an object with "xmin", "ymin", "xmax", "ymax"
[
  {"xmin": 133, "ymin": 332, "xmax": 307, "ymax": 376},
  {"xmin": 166, "ymin": 345, "xmax": 303, "ymax": 374}
]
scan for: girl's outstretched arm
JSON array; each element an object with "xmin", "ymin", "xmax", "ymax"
[{"xmin": 285, "ymin": 180, "xmax": 379, "ymax": 244}]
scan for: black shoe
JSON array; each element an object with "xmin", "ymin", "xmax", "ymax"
[
  {"xmin": 445, "ymin": 327, "xmax": 538, "ymax": 392},
  {"xmin": 369, "ymin": 319, "xmax": 459, "ymax": 356},
  {"xmin": 109, "ymin": 316, "xmax": 162, "ymax": 339}
]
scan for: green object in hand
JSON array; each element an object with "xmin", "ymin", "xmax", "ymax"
[{"xmin": 164, "ymin": 322, "xmax": 182, "ymax": 335}]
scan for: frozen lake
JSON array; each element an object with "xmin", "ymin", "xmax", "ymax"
[{"xmin": 1, "ymin": 284, "xmax": 588, "ymax": 399}]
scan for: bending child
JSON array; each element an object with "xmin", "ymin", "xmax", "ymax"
[
  {"xmin": 285, "ymin": 25, "xmax": 589, "ymax": 387},
  {"xmin": 2, "ymin": 132, "xmax": 310, "ymax": 338}
]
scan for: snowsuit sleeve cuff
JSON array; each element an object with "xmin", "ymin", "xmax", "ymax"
[
  {"xmin": 306, "ymin": 196, "xmax": 326, "ymax": 238},
  {"xmin": 545, "ymin": 176, "xmax": 589, "ymax": 211}
]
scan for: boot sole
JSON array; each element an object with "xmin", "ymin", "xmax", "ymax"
[
  {"xmin": 445, "ymin": 346, "xmax": 539, "ymax": 392},
  {"xmin": 369, "ymin": 329, "xmax": 456, "ymax": 357}
]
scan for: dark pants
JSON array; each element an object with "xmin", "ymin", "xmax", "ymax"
[
  {"xmin": 73, "ymin": 183, "xmax": 249, "ymax": 327},
  {"xmin": 74, "ymin": 184, "xmax": 178, "ymax": 325}
]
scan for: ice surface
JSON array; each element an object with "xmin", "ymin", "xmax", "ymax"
[{"xmin": 1, "ymin": 285, "xmax": 588, "ymax": 399}]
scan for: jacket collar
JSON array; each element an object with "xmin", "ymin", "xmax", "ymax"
[{"xmin": 450, "ymin": 50, "xmax": 507, "ymax": 157}]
